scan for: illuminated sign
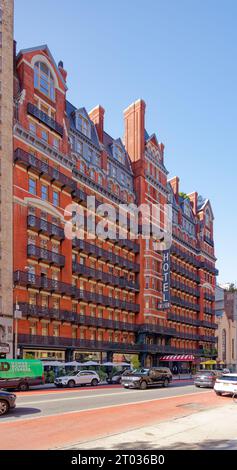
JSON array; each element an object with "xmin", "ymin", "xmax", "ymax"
[{"xmin": 158, "ymin": 249, "xmax": 170, "ymax": 310}]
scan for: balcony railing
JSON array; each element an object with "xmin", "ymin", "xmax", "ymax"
[
  {"xmin": 200, "ymin": 260, "xmax": 218, "ymax": 276},
  {"xmin": 138, "ymin": 324, "xmax": 177, "ymax": 336},
  {"xmin": 72, "ymin": 238, "xmax": 140, "ymax": 272},
  {"xmin": 204, "ymin": 305, "xmax": 215, "ymax": 315},
  {"xmin": 17, "ymin": 303, "xmax": 138, "ymax": 332},
  {"xmin": 204, "ymin": 292, "xmax": 215, "ymax": 302},
  {"xmin": 72, "ymin": 262, "xmax": 139, "ymax": 291},
  {"xmin": 14, "ymin": 271, "xmax": 140, "ymax": 313},
  {"xmin": 202, "ymin": 320, "xmax": 218, "ymax": 329},
  {"xmin": 27, "ymin": 244, "xmax": 65, "ymax": 267},
  {"xmin": 17, "ymin": 333, "xmax": 203, "ymax": 355},
  {"xmin": 171, "ymin": 261, "xmax": 200, "ymax": 283},
  {"xmin": 171, "ymin": 296, "xmax": 200, "ymax": 312},
  {"xmin": 27, "ymin": 215, "xmax": 65, "ymax": 241},
  {"xmin": 14, "ymin": 148, "xmax": 76, "ymax": 193},
  {"xmin": 171, "ymin": 244, "xmax": 200, "ymax": 267},
  {"xmin": 171, "ymin": 279, "xmax": 200, "ymax": 297},
  {"xmin": 199, "ymin": 335, "xmax": 217, "ymax": 343},
  {"xmin": 167, "ymin": 312, "xmax": 202, "ymax": 327},
  {"xmin": 203, "ymin": 234, "xmax": 214, "ymax": 247},
  {"xmin": 27, "ymin": 103, "xmax": 64, "ymax": 136}
]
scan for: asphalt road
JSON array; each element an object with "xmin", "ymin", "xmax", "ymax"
[{"xmin": 1, "ymin": 381, "xmax": 207, "ymax": 423}]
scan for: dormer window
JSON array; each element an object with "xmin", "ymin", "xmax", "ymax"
[
  {"xmin": 114, "ymin": 145, "xmax": 124, "ymax": 164},
  {"xmin": 77, "ymin": 114, "xmax": 90, "ymax": 138},
  {"xmin": 34, "ymin": 62, "xmax": 55, "ymax": 100}
]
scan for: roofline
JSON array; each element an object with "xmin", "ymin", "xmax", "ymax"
[{"xmin": 16, "ymin": 44, "xmax": 68, "ymax": 90}]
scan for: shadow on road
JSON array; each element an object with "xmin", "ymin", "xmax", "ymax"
[{"xmin": 1, "ymin": 407, "xmax": 41, "ymax": 419}]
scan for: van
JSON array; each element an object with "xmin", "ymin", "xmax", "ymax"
[{"xmin": 0, "ymin": 359, "xmax": 44, "ymax": 391}]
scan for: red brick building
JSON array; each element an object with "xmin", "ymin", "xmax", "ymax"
[{"xmin": 12, "ymin": 45, "xmax": 218, "ymax": 368}]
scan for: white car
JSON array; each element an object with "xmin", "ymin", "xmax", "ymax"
[
  {"xmin": 54, "ymin": 370, "xmax": 100, "ymax": 388},
  {"xmin": 214, "ymin": 373, "xmax": 237, "ymax": 396}
]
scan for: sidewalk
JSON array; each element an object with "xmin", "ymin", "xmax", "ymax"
[{"xmin": 62, "ymin": 400, "xmax": 237, "ymax": 450}]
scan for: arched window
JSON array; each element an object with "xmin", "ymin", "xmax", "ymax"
[
  {"xmin": 34, "ymin": 61, "xmax": 55, "ymax": 100},
  {"xmin": 222, "ymin": 329, "xmax": 227, "ymax": 361}
]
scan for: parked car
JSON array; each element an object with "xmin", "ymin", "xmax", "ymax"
[
  {"xmin": 0, "ymin": 359, "xmax": 44, "ymax": 391},
  {"xmin": 194, "ymin": 370, "xmax": 219, "ymax": 388},
  {"xmin": 54, "ymin": 370, "xmax": 100, "ymax": 388},
  {"xmin": 121, "ymin": 367, "xmax": 172, "ymax": 390},
  {"xmin": 106, "ymin": 369, "xmax": 132, "ymax": 384},
  {"xmin": 0, "ymin": 390, "xmax": 16, "ymax": 416},
  {"xmin": 214, "ymin": 373, "xmax": 237, "ymax": 396}
]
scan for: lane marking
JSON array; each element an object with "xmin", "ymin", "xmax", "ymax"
[
  {"xmin": 16, "ymin": 385, "xmax": 196, "ymax": 406},
  {"xmin": 0, "ymin": 390, "xmax": 213, "ymax": 425}
]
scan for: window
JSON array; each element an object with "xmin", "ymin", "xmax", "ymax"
[
  {"xmin": 87, "ymin": 148, "xmax": 93, "ymax": 160},
  {"xmin": 52, "ymin": 191, "xmax": 59, "ymax": 206},
  {"xmin": 41, "ymin": 185, "xmax": 48, "ymax": 200},
  {"xmin": 41, "ymin": 130, "xmax": 48, "ymax": 142},
  {"xmin": 42, "ymin": 323, "xmax": 49, "ymax": 336},
  {"xmin": 34, "ymin": 61, "xmax": 55, "ymax": 100},
  {"xmin": 29, "ymin": 178, "xmax": 36, "ymax": 195},
  {"xmin": 98, "ymin": 174, "xmax": 102, "ymax": 185},
  {"xmin": 29, "ymin": 121, "xmax": 36, "ymax": 134},
  {"xmin": 76, "ymin": 140, "xmax": 83, "ymax": 155},
  {"xmin": 77, "ymin": 114, "xmax": 90, "ymax": 137},
  {"xmin": 53, "ymin": 325, "xmax": 59, "ymax": 337},
  {"xmin": 29, "ymin": 322, "xmax": 37, "ymax": 336},
  {"xmin": 114, "ymin": 145, "xmax": 124, "ymax": 164},
  {"xmin": 53, "ymin": 137, "xmax": 59, "ymax": 149}
]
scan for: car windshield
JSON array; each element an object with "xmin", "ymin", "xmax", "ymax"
[
  {"xmin": 133, "ymin": 368, "xmax": 149, "ymax": 375},
  {"xmin": 67, "ymin": 370, "xmax": 80, "ymax": 376},
  {"xmin": 197, "ymin": 370, "xmax": 214, "ymax": 375},
  {"xmin": 220, "ymin": 375, "xmax": 237, "ymax": 381}
]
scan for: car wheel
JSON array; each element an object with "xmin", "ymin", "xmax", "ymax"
[
  {"xmin": 215, "ymin": 391, "xmax": 222, "ymax": 396},
  {"xmin": 68, "ymin": 380, "xmax": 76, "ymax": 388},
  {"xmin": 140, "ymin": 381, "xmax": 147, "ymax": 390},
  {"xmin": 0, "ymin": 400, "xmax": 9, "ymax": 416},
  {"xmin": 163, "ymin": 378, "xmax": 169, "ymax": 388},
  {"xmin": 195, "ymin": 385, "xmax": 200, "ymax": 388},
  {"xmin": 91, "ymin": 378, "xmax": 99, "ymax": 386},
  {"xmin": 18, "ymin": 382, "xmax": 29, "ymax": 392}
]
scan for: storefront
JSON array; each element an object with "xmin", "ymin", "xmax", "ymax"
[
  {"xmin": 159, "ymin": 355, "xmax": 199, "ymax": 374},
  {"xmin": 22, "ymin": 349, "xmax": 65, "ymax": 361},
  {"xmin": 0, "ymin": 342, "xmax": 10, "ymax": 359}
]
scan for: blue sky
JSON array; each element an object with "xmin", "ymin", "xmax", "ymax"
[{"xmin": 14, "ymin": 0, "xmax": 237, "ymax": 284}]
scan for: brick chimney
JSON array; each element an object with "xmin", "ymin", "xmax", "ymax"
[
  {"xmin": 188, "ymin": 191, "xmax": 198, "ymax": 215},
  {"xmin": 58, "ymin": 60, "xmax": 67, "ymax": 82},
  {"xmin": 89, "ymin": 105, "xmax": 105, "ymax": 143},
  {"xmin": 169, "ymin": 176, "xmax": 180, "ymax": 202},
  {"xmin": 123, "ymin": 99, "xmax": 146, "ymax": 162}
]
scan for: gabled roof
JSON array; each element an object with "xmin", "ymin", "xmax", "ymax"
[
  {"xmin": 197, "ymin": 196, "xmax": 214, "ymax": 219},
  {"xmin": 103, "ymin": 131, "xmax": 133, "ymax": 173},
  {"xmin": 16, "ymin": 44, "xmax": 67, "ymax": 90},
  {"xmin": 66, "ymin": 100, "xmax": 100, "ymax": 149}
]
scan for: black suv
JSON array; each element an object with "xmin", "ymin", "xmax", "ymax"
[{"xmin": 121, "ymin": 367, "xmax": 172, "ymax": 390}]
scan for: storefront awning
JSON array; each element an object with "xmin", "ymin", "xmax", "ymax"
[{"xmin": 160, "ymin": 355, "xmax": 195, "ymax": 362}]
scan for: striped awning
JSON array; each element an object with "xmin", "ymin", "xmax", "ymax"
[{"xmin": 159, "ymin": 355, "xmax": 195, "ymax": 362}]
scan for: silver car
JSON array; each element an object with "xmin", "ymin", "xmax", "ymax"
[{"xmin": 54, "ymin": 370, "xmax": 100, "ymax": 388}]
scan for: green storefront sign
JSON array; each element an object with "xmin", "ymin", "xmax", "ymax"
[{"xmin": 0, "ymin": 359, "xmax": 43, "ymax": 379}]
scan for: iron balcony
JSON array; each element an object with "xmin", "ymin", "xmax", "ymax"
[
  {"xmin": 14, "ymin": 271, "xmax": 140, "ymax": 313},
  {"xmin": 27, "ymin": 244, "xmax": 65, "ymax": 267},
  {"xmin": 72, "ymin": 262, "xmax": 139, "ymax": 291},
  {"xmin": 72, "ymin": 238, "xmax": 140, "ymax": 272},
  {"xmin": 27, "ymin": 102, "xmax": 64, "ymax": 136},
  {"xmin": 27, "ymin": 215, "xmax": 65, "ymax": 241},
  {"xmin": 14, "ymin": 148, "xmax": 76, "ymax": 193}
]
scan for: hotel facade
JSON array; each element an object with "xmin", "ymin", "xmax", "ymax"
[{"xmin": 1, "ymin": 1, "xmax": 218, "ymax": 368}]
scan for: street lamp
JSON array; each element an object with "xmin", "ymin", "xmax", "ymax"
[{"xmin": 14, "ymin": 303, "xmax": 22, "ymax": 359}]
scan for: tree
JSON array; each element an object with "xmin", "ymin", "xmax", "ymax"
[{"xmin": 131, "ymin": 355, "xmax": 141, "ymax": 370}]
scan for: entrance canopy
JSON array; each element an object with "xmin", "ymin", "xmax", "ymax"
[{"xmin": 160, "ymin": 355, "xmax": 195, "ymax": 362}]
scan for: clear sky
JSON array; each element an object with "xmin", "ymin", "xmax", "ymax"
[{"xmin": 14, "ymin": 0, "xmax": 237, "ymax": 285}]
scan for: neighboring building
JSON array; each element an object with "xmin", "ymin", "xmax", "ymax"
[
  {"xmin": 215, "ymin": 285, "xmax": 237, "ymax": 370},
  {"xmin": 0, "ymin": 0, "xmax": 14, "ymax": 358},
  {"xmin": 10, "ymin": 44, "xmax": 218, "ymax": 365}
]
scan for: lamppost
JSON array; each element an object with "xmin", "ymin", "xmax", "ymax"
[{"xmin": 14, "ymin": 303, "xmax": 22, "ymax": 359}]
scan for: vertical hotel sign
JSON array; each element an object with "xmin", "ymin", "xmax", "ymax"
[{"xmin": 158, "ymin": 250, "xmax": 170, "ymax": 310}]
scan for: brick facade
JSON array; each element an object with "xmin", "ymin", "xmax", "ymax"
[{"xmin": 11, "ymin": 44, "xmax": 218, "ymax": 367}]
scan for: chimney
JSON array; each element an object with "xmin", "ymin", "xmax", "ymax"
[
  {"xmin": 188, "ymin": 191, "xmax": 198, "ymax": 215},
  {"xmin": 169, "ymin": 176, "xmax": 180, "ymax": 202},
  {"xmin": 58, "ymin": 60, "xmax": 67, "ymax": 82},
  {"xmin": 89, "ymin": 105, "xmax": 105, "ymax": 143},
  {"xmin": 123, "ymin": 99, "xmax": 146, "ymax": 162}
]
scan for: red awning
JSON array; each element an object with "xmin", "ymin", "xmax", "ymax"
[{"xmin": 159, "ymin": 355, "xmax": 195, "ymax": 362}]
